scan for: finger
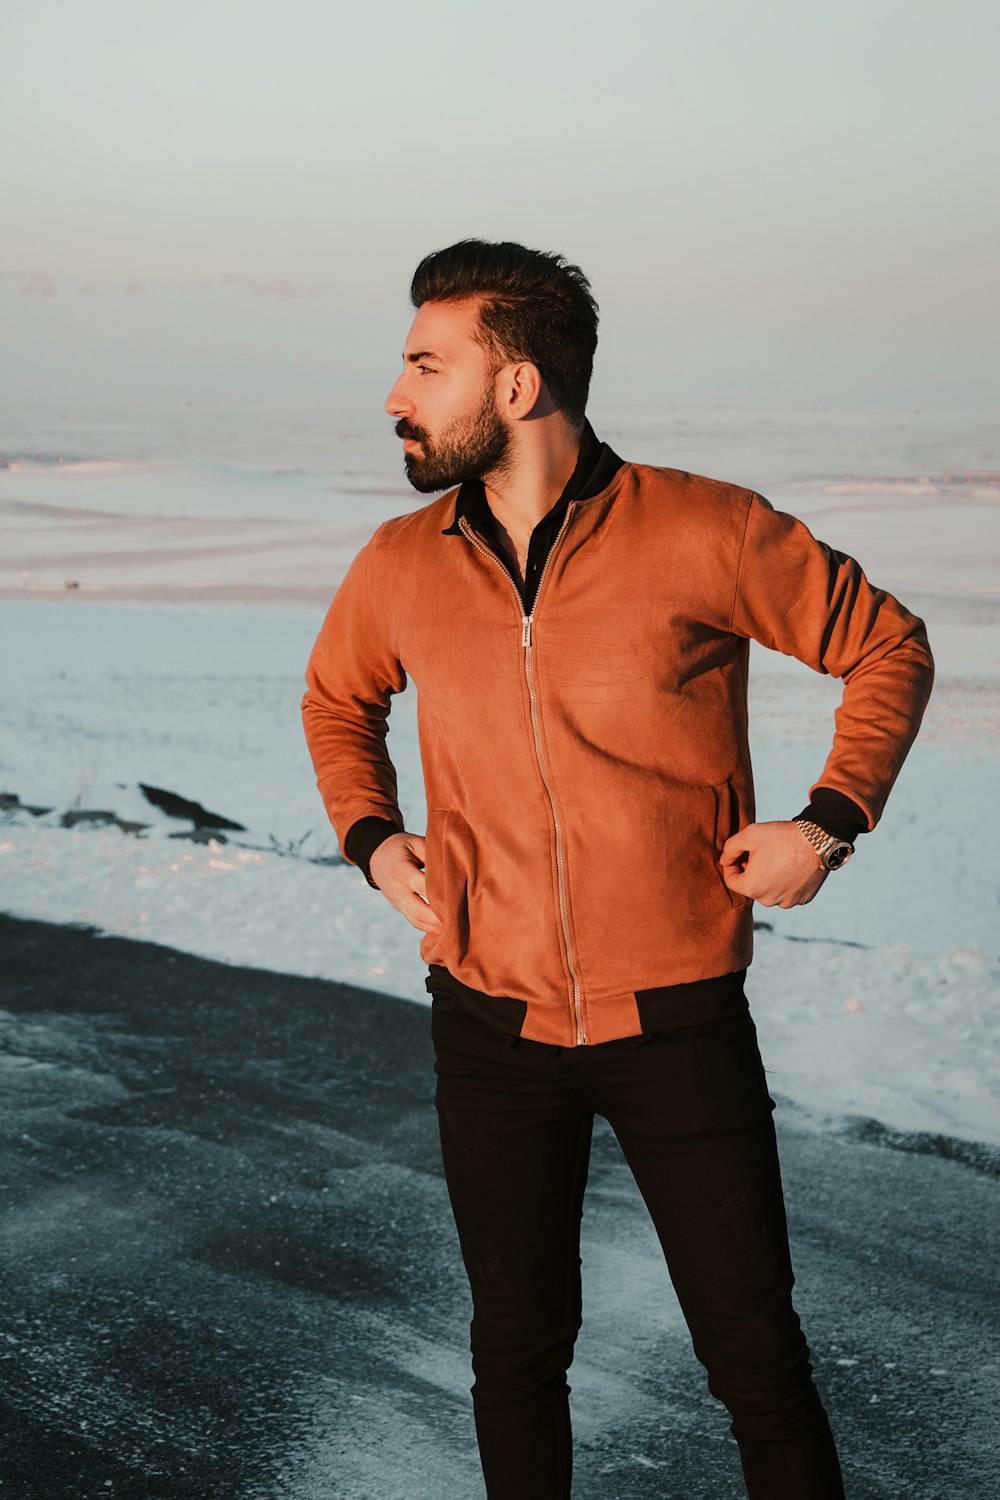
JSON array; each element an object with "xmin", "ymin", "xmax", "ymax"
[
  {"xmin": 781, "ymin": 876, "xmax": 825, "ymax": 907},
  {"xmin": 767, "ymin": 877, "xmax": 821, "ymax": 908},
  {"xmin": 399, "ymin": 900, "xmax": 443, "ymax": 933},
  {"xmin": 726, "ymin": 867, "xmax": 775, "ymax": 902},
  {"xmin": 720, "ymin": 853, "xmax": 749, "ymax": 887},
  {"xmin": 722, "ymin": 831, "xmax": 755, "ymax": 863},
  {"xmin": 395, "ymin": 888, "xmax": 443, "ymax": 933},
  {"xmin": 783, "ymin": 883, "xmax": 816, "ymax": 906},
  {"xmin": 408, "ymin": 873, "xmax": 444, "ymax": 928}
]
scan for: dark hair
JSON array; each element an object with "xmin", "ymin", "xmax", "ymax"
[{"xmin": 409, "ymin": 238, "xmax": 599, "ymax": 423}]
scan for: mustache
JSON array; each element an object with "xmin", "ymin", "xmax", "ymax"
[{"xmin": 394, "ymin": 419, "xmax": 426, "ymax": 442}]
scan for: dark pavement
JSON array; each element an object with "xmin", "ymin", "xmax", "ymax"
[{"xmin": 0, "ymin": 912, "xmax": 996, "ymax": 1499}]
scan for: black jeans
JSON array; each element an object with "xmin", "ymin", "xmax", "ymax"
[{"xmin": 431, "ymin": 987, "xmax": 845, "ymax": 1500}]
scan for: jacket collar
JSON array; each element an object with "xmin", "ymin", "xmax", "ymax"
[{"xmin": 440, "ymin": 418, "xmax": 625, "ymax": 537}]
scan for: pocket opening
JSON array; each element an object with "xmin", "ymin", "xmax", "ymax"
[{"xmin": 712, "ymin": 778, "xmax": 752, "ymax": 910}]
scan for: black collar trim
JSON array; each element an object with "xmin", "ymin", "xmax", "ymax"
[{"xmin": 440, "ymin": 419, "xmax": 625, "ymax": 536}]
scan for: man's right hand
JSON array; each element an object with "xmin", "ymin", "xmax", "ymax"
[{"xmin": 368, "ymin": 831, "xmax": 444, "ymax": 935}]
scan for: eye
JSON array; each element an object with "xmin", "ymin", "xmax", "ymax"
[{"xmin": 417, "ymin": 365, "xmax": 436, "ymax": 375}]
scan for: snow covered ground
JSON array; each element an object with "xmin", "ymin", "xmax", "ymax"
[{"xmin": 1, "ymin": 404, "xmax": 997, "ymax": 1148}]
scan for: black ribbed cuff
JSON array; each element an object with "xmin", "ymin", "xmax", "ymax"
[
  {"xmin": 793, "ymin": 787, "xmax": 868, "ymax": 845},
  {"xmin": 344, "ymin": 816, "xmax": 402, "ymax": 889}
]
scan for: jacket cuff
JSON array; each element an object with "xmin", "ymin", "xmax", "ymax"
[
  {"xmin": 344, "ymin": 816, "xmax": 401, "ymax": 889},
  {"xmin": 793, "ymin": 787, "xmax": 868, "ymax": 845}
]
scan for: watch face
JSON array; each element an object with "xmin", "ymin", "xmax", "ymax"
[{"xmin": 826, "ymin": 843, "xmax": 853, "ymax": 870}]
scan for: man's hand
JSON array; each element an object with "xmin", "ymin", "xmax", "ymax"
[
  {"xmin": 721, "ymin": 820, "xmax": 829, "ymax": 908},
  {"xmin": 369, "ymin": 831, "xmax": 444, "ymax": 935}
]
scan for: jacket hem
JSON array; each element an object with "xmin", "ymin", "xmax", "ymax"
[{"xmin": 425, "ymin": 962, "xmax": 751, "ymax": 1044}]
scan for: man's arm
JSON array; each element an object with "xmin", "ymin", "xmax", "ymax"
[
  {"xmin": 721, "ymin": 491, "xmax": 935, "ymax": 905},
  {"xmin": 301, "ymin": 536, "xmax": 408, "ymax": 861},
  {"xmin": 301, "ymin": 536, "xmax": 443, "ymax": 932}
]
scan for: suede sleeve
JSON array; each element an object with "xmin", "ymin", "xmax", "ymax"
[
  {"xmin": 731, "ymin": 492, "xmax": 935, "ymax": 830},
  {"xmin": 301, "ymin": 533, "xmax": 407, "ymax": 864}
]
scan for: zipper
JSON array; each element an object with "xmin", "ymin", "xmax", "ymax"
[{"xmin": 459, "ymin": 507, "xmax": 587, "ymax": 1045}]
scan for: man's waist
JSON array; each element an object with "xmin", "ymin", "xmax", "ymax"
[{"xmin": 424, "ymin": 962, "xmax": 749, "ymax": 1042}]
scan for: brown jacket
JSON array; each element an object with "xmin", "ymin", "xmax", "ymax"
[{"xmin": 302, "ymin": 460, "xmax": 934, "ymax": 1046}]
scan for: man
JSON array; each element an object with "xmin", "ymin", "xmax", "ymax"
[{"xmin": 301, "ymin": 239, "xmax": 934, "ymax": 1499}]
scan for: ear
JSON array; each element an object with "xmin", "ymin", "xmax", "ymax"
[{"xmin": 496, "ymin": 360, "xmax": 544, "ymax": 420}]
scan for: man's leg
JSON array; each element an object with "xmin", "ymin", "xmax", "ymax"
[
  {"xmin": 595, "ymin": 999, "xmax": 845, "ymax": 1500},
  {"xmin": 431, "ymin": 997, "xmax": 593, "ymax": 1500}
]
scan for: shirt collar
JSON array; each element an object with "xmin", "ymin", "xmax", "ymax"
[{"xmin": 440, "ymin": 418, "xmax": 624, "ymax": 536}]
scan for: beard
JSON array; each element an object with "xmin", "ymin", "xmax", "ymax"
[{"xmin": 396, "ymin": 384, "xmax": 511, "ymax": 493}]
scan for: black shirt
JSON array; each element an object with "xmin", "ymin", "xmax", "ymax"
[{"xmin": 440, "ymin": 417, "xmax": 624, "ymax": 614}]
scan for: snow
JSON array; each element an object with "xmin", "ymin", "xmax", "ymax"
[{"xmin": 1, "ymin": 405, "xmax": 998, "ymax": 1149}]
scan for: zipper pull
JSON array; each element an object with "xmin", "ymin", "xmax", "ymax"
[{"xmin": 521, "ymin": 615, "xmax": 532, "ymax": 648}]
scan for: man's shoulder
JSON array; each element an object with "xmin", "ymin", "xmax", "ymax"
[
  {"xmin": 366, "ymin": 489, "xmax": 460, "ymax": 554},
  {"xmin": 617, "ymin": 459, "xmax": 757, "ymax": 526}
]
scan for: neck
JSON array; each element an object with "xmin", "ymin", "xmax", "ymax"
[{"xmin": 481, "ymin": 416, "xmax": 585, "ymax": 540}]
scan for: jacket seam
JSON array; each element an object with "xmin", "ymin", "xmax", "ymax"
[
  {"xmin": 363, "ymin": 525, "xmax": 389, "ymax": 648},
  {"xmin": 564, "ymin": 464, "xmax": 630, "ymax": 509},
  {"xmin": 728, "ymin": 490, "xmax": 755, "ymax": 633}
]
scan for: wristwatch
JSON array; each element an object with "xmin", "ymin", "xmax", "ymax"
[{"xmin": 792, "ymin": 818, "xmax": 855, "ymax": 871}]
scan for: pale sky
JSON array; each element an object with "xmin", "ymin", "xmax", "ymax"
[{"xmin": 3, "ymin": 0, "xmax": 998, "ymax": 417}]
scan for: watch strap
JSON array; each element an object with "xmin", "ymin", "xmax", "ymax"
[{"xmin": 792, "ymin": 817, "xmax": 854, "ymax": 871}]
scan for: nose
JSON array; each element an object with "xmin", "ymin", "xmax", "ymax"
[{"xmin": 384, "ymin": 373, "xmax": 413, "ymax": 419}]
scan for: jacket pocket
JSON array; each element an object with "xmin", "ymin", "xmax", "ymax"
[
  {"xmin": 423, "ymin": 808, "xmax": 449, "ymax": 917},
  {"xmin": 422, "ymin": 809, "xmax": 471, "ymax": 963},
  {"xmin": 712, "ymin": 778, "xmax": 752, "ymax": 909}
]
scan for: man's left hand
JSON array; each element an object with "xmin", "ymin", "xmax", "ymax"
[{"xmin": 721, "ymin": 820, "xmax": 829, "ymax": 908}]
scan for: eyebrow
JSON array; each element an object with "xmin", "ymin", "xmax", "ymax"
[{"xmin": 404, "ymin": 350, "xmax": 444, "ymax": 364}]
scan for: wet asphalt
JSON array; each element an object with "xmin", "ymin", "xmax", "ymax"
[{"xmin": 0, "ymin": 911, "xmax": 996, "ymax": 1500}]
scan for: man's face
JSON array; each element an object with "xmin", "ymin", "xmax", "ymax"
[{"xmin": 384, "ymin": 298, "xmax": 511, "ymax": 493}]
